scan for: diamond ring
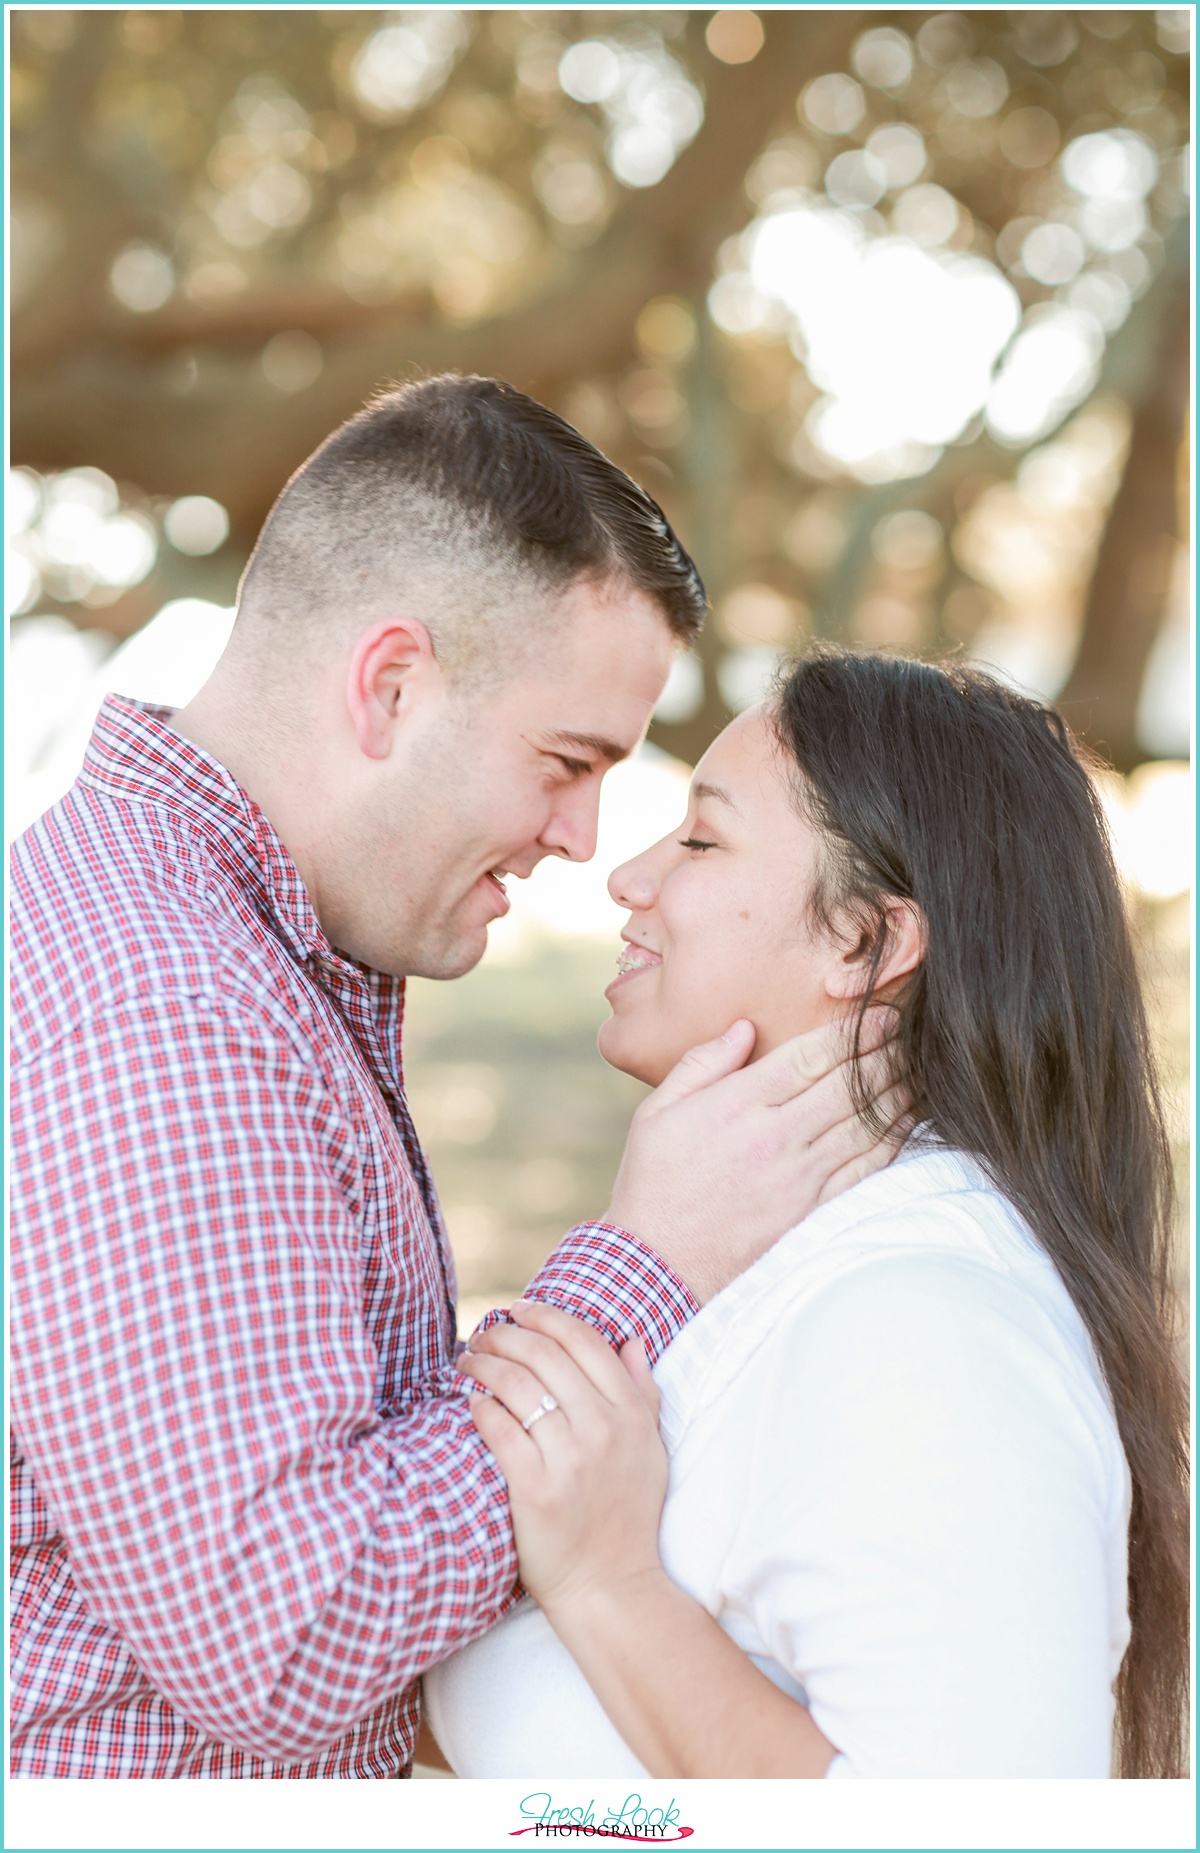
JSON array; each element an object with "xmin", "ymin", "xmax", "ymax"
[{"xmin": 521, "ymin": 1393, "xmax": 561, "ymax": 1432}]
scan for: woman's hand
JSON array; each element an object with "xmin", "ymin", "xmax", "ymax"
[
  {"xmin": 462, "ymin": 1300, "xmax": 669, "ymax": 1617},
  {"xmin": 464, "ymin": 1301, "xmax": 838, "ymax": 1780}
]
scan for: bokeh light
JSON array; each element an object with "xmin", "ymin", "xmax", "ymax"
[
  {"xmin": 110, "ymin": 243, "xmax": 174, "ymax": 311},
  {"xmin": 871, "ymin": 509, "xmax": 944, "ymax": 572},
  {"xmin": 350, "ymin": 11, "xmax": 469, "ymax": 120},
  {"xmin": 558, "ymin": 32, "xmax": 703, "ymax": 188},
  {"xmin": 652, "ymin": 651, "xmax": 704, "ymax": 725},
  {"xmin": 1062, "ymin": 128, "xmax": 1159, "ymax": 203},
  {"xmin": 718, "ymin": 582, "xmax": 804, "ymax": 647},
  {"xmin": 705, "ymin": 11, "xmax": 764, "ymax": 67},
  {"xmin": 865, "ymin": 122, "xmax": 927, "ymax": 188},
  {"xmin": 635, "ymin": 296, "xmax": 697, "ymax": 364},
  {"xmin": 7, "ymin": 599, "xmax": 236, "ymax": 840},
  {"xmin": 1098, "ymin": 762, "xmax": 1193, "ymax": 901},
  {"xmin": 801, "ymin": 72, "xmax": 865, "ymax": 136},
  {"xmin": 998, "ymin": 106, "xmax": 1061, "ymax": 169},
  {"xmin": 1021, "ymin": 221, "xmax": 1086, "ymax": 286},
  {"xmin": 986, "ymin": 306, "xmax": 1104, "ymax": 446},
  {"xmin": 717, "ymin": 645, "xmax": 785, "ymax": 714},
  {"xmin": 852, "ymin": 27, "xmax": 914, "ymax": 92},
  {"xmin": 943, "ymin": 57, "xmax": 1009, "ymax": 118},
  {"xmin": 891, "ymin": 182, "xmax": 961, "ymax": 247},
  {"xmin": 261, "ymin": 330, "xmax": 324, "ymax": 392},
  {"xmin": 729, "ymin": 200, "xmax": 1020, "ymax": 480},
  {"xmin": 164, "ymin": 496, "xmax": 230, "ymax": 556},
  {"xmin": 1156, "ymin": 10, "xmax": 1192, "ymax": 56},
  {"xmin": 534, "ymin": 144, "xmax": 611, "ymax": 231},
  {"xmin": 204, "ymin": 76, "xmax": 317, "ymax": 249},
  {"xmin": 7, "ymin": 467, "xmax": 158, "ymax": 613}
]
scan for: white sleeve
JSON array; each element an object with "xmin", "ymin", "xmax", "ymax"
[{"xmin": 719, "ymin": 1249, "xmax": 1125, "ymax": 1777}]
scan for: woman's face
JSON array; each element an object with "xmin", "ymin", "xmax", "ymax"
[{"xmin": 599, "ymin": 704, "xmax": 847, "ymax": 1087}]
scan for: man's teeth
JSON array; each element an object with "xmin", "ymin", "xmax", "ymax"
[
  {"xmin": 489, "ymin": 870, "xmax": 508, "ymax": 892},
  {"xmin": 616, "ymin": 945, "xmax": 658, "ymax": 975}
]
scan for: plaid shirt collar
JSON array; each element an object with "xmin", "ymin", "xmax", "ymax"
[{"xmin": 78, "ymin": 695, "xmax": 405, "ymax": 1032}]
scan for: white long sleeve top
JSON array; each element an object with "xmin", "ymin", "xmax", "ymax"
[{"xmin": 424, "ymin": 1143, "xmax": 1131, "ymax": 1778}]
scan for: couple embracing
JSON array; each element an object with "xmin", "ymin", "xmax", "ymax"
[{"xmin": 11, "ymin": 377, "xmax": 1186, "ymax": 1781}]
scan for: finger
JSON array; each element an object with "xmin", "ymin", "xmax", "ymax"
[
  {"xmin": 744, "ymin": 1008, "xmax": 898, "ymax": 1109},
  {"xmin": 462, "ymin": 1351, "xmax": 573, "ymax": 1437},
  {"xmin": 772, "ymin": 1059, "xmax": 865, "ymax": 1145},
  {"xmin": 772, "ymin": 1043, "xmax": 907, "ymax": 1148},
  {"xmin": 648, "ymin": 1019, "xmax": 755, "ymax": 1106},
  {"xmin": 792, "ymin": 1086, "xmax": 912, "ymax": 1213},
  {"xmin": 802, "ymin": 1080, "xmax": 911, "ymax": 1158},
  {"xmin": 619, "ymin": 1337, "xmax": 660, "ymax": 1423},
  {"xmin": 469, "ymin": 1389, "xmax": 541, "ymax": 1486},
  {"xmin": 509, "ymin": 1301, "xmax": 646, "ymax": 1408},
  {"xmin": 474, "ymin": 1317, "xmax": 645, "ymax": 1433},
  {"xmin": 813, "ymin": 1133, "xmax": 900, "ymax": 1206}
]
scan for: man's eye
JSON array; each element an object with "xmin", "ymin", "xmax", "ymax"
[
  {"xmin": 555, "ymin": 756, "xmax": 593, "ymax": 779},
  {"xmin": 679, "ymin": 837, "xmax": 716, "ymax": 852}
]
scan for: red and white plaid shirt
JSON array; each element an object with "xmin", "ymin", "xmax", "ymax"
[{"xmin": 10, "ymin": 696, "xmax": 697, "ymax": 1779}]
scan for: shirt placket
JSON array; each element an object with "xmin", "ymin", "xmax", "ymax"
[{"xmin": 311, "ymin": 952, "xmax": 458, "ymax": 1353}]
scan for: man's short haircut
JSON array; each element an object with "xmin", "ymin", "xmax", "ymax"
[{"xmin": 235, "ymin": 374, "xmax": 706, "ymax": 685}]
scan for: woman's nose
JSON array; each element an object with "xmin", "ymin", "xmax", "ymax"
[{"xmin": 608, "ymin": 849, "xmax": 659, "ymax": 910}]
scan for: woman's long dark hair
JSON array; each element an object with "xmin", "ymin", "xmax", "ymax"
[{"xmin": 774, "ymin": 646, "xmax": 1188, "ymax": 1778}]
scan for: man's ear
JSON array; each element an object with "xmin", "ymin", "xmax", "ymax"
[
  {"xmin": 823, "ymin": 898, "xmax": 926, "ymax": 1003},
  {"xmin": 346, "ymin": 618, "xmax": 443, "ymax": 761}
]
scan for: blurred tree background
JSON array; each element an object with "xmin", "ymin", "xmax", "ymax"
[{"xmin": 8, "ymin": 7, "xmax": 1191, "ymax": 1327}]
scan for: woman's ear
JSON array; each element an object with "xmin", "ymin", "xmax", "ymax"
[{"xmin": 823, "ymin": 899, "xmax": 926, "ymax": 1003}]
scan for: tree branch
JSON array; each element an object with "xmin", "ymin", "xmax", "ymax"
[{"xmin": 12, "ymin": 11, "xmax": 869, "ymax": 536}]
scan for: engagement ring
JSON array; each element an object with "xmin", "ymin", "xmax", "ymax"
[{"xmin": 521, "ymin": 1393, "xmax": 560, "ymax": 1431}]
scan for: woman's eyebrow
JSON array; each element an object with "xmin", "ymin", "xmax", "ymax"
[{"xmin": 691, "ymin": 779, "xmax": 739, "ymax": 813}]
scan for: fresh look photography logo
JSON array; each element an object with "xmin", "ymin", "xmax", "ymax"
[{"xmin": 510, "ymin": 1791, "xmax": 694, "ymax": 1842}]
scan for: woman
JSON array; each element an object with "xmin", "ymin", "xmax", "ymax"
[{"xmin": 423, "ymin": 648, "xmax": 1188, "ymax": 1779}]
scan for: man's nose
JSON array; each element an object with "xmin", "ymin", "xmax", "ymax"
[{"xmin": 541, "ymin": 783, "xmax": 602, "ymax": 864}]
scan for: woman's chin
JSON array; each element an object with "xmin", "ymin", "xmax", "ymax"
[{"xmin": 597, "ymin": 1017, "xmax": 674, "ymax": 1088}]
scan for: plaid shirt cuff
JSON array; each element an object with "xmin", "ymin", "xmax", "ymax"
[{"xmin": 474, "ymin": 1222, "xmax": 698, "ymax": 1363}]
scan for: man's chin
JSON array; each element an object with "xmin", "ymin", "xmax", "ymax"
[{"xmin": 409, "ymin": 926, "xmax": 490, "ymax": 983}]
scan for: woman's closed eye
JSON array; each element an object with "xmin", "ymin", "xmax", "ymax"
[{"xmin": 679, "ymin": 836, "xmax": 717, "ymax": 852}]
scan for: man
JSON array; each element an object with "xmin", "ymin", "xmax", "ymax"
[{"xmin": 11, "ymin": 376, "xmax": 893, "ymax": 1778}]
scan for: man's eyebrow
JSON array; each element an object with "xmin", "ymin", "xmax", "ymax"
[
  {"xmin": 545, "ymin": 730, "xmax": 631, "ymax": 766},
  {"xmin": 691, "ymin": 779, "xmax": 739, "ymax": 812}
]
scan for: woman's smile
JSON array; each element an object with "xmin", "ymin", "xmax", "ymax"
[
  {"xmin": 598, "ymin": 705, "xmax": 845, "ymax": 1086},
  {"xmin": 607, "ymin": 940, "xmax": 663, "ymax": 995}
]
